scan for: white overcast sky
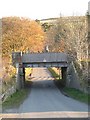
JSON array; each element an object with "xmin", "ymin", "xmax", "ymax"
[{"xmin": 0, "ymin": 0, "xmax": 90, "ymax": 20}]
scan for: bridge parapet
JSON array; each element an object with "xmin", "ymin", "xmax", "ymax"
[
  {"xmin": 12, "ymin": 52, "xmax": 68, "ymax": 68},
  {"xmin": 22, "ymin": 52, "xmax": 68, "ymax": 64}
]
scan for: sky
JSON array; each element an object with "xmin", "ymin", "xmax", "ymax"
[{"xmin": 0, "ymin": 0, "xmax": 90, "ymax": 20}]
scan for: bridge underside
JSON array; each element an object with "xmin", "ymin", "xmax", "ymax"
[
  {"xmin": 16, "ymin": 64, "xmax": 67, "ymax": 90},
  {"xmin": 23, "ymin": 62, "xmax": 68, "ymax": 68}
]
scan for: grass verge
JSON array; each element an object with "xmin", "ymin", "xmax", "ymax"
[
  {"xmin": 3, "ymin": 80, "xmax": 32, "ymax": 108},
  {"xmin": 63, "ymin": 87, "xmax": 90, "ymax": 104},
  {"xmin": 48, "ymin": 67, "xmax": 59, "ymax": 80},
  {"xmin": 48, "ymin": 67, "xmax": 64, "ymax": 87},
  {"xmin": 2, "ymin": 88, "xmax": 30, "ymax": 108},
  {"xmin": 48, "ymin": 67, "xmax": 90, "ymax": 104}
]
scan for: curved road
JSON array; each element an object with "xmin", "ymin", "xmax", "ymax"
[{"xmin": 3, "ymin": 68, "xmax": 88, "ymax": 117}]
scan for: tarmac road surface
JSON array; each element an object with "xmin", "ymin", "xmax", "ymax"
[{"xmin": 2, "ymin": 68, "xmax": 88, "ymax": 118}]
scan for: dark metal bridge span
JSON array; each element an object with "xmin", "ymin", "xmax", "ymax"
[{"xmin": 22, "ymin": 52, "xmax": 68, "ymax": 68}]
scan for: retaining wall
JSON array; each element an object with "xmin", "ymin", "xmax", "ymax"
[{"xmin": 0, "ymin": 85, "xmax": 16, "ymax": 102}]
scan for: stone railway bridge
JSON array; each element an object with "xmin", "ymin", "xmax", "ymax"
[
  {"xmin": 12, "ymin": 52, "xmax": 68, "ymax": 90},
  {"xmin": 11, "ymin": 14, "xmax": 90, "ymax": 91}
]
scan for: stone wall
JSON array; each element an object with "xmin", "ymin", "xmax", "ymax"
[
  {"xmin": 67, "ymin": 61, "xmax": 81, "ymax": 90},
  {"xmin": 67, "ymin": 59, "xmax": 89, "ymax": 93},
  {"xmin": 0, "ymin": 85, "xmax": 16, "ymax": 102}
]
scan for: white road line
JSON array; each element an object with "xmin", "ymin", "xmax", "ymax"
[{"xmin": 1, "ymin": 112, "xmax": 88, "ymax": 118}]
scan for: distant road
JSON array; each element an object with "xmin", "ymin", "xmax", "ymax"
[{"xmin": 2, "ymin": 68, "xmax": 88, "ymax": 118}]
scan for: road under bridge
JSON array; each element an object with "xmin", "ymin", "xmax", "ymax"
[{"xmin": 12, "ymin": 52, "xmax": 68, "ymax": 90}]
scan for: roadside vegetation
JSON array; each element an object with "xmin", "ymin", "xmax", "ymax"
[
  {"xmin": 1, "ymin": 15, "xmax": 89, "ymax": 98},
  {"xmin": 25, "ymin": 68, "xmax": 33, "ymax": 80},
  {"xmin": 2, "ymin": 88, "xmax": 30, "ymax": 108},
  {"xmin": 63, "ymin": 87, "xmax": 90, "ymax": 104},
  {"xmin": 45, "ymin": 16, "xmax": 88, "ymax": 89},
  {"xmin": 48, "ymin": 67, "xmax": 59, "ymax": 80},
  {"xmin": 48, "ymin": 67, "xmax": 90, "ymax": 104},
  {"xmin": 2, "ymin": 17, "xmax": 45, "ymax": 92},
  {"xmin": 2, "ymin": 76, "xmax": 16, "ymax": 93},
  {"xmin": 2, "ymin": 68, "xmax": 32, "ymax": 108}
]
